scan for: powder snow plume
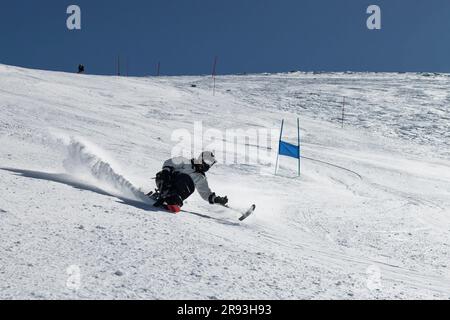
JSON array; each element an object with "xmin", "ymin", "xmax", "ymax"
[{"xmin": 63, "ymin": 138, "xmax": 148, "ymax": 203}]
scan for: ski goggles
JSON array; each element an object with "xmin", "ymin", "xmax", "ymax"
[{"xmin": 202, "ymin": 159, "xmax": 217, "ymax": 172}]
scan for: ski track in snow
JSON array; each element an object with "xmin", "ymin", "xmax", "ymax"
[{"xmin": 0, "ymin": 64, "xmax": 450, "ymax": 299}]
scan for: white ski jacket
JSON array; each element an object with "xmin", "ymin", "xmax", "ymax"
[{"xmin": 162, "ymin": 156, "xmax": 215, "ymax": 203}]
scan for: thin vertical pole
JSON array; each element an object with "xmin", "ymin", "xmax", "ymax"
[
  {"xmin": 297, "ymin": 117, "xmax": 301, "ymax": 177},
  {"xmin": 212, "ymin": 56, "xmax": 218, "ymax": 96},
  {"xmin": 212, "ymin": 55, "xmax": 218, "ymax": 77},
  {"xmin": 341, "ymin": 96, "xmax": 345, "ymax": 128},
  {"xmin": 117, "ymin": 56, "xmax": 121, "ymax": 76},
  {"xmin": 274, "ymin": 119, "xmax": 284, "ymax": 175}
]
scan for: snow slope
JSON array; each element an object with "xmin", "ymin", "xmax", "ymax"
[{"xmin": 0, "ymin": 64, "xmax": 449, "ymax": 299}]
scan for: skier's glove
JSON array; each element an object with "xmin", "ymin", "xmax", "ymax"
[
  {"xmin": 214, "ymin": 195, "xmax": 229, "ymax": 206},
  {"xmin": 208, "ymin": 193, "xmax": 228, "ymax": 205}
]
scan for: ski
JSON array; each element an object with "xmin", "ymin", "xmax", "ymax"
[
  {"xmin": 238, "ymin": 204, "xmax": 256, "ymax": 221},
  {"xmin": 147, "ymin": 190, "xmax": 254, "ymax": 220},
  {"xmin": 222, "ymin": 204, "xmax": 256, "ymax": 221}
]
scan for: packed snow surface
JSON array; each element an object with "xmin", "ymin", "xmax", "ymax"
[{"xmin": 0, "ymin": 64, "xmax": 449, "ymax": 299}]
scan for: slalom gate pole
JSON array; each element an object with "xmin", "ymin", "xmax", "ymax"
[
  {"xmin": 212, "ymin": 56, "xmax": 218, "ymax": 96},
  {"xmin": 297, "ymin": 117, "xmax": 301, "ymax": 177},
  {"xmin": 274, "ymin": 119, "xmax": 284, "ymax": 175}
]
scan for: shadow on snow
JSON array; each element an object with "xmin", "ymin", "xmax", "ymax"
[
  {"xmin": 1, "ymin": 167, "xmax": 241, "ymax": 225},
  {"xmin": 0, "ymin": 167, "xmax": 158, "ymax": 212}
]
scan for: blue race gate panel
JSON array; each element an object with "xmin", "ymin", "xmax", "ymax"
[{"xmin": 279, "ymin": 141, "xmax": 300, "ymax": 159}]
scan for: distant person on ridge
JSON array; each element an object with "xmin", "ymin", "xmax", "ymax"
[
  {"xmin": 77, "ymin": 64, "xmax": 85, "ymax": 74},
  {"xmin": 149, "ymin": 151, "xmax": 228, "ymax": 213}
]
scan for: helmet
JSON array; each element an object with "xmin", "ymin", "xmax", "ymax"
[
  {"xmin": 198, "ymin": 151, "xmax": 216, "ymax": 166},
  {"xmin": 194, "ymin": 151, "xmax": 217, "ymax": 172}
]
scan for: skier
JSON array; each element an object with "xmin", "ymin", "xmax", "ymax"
[{"xmin": 150, "ymin": 151, "xmax": 229, "ymax": 213}]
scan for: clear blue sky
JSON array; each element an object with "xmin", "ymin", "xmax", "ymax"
[{"xmin": 1, "ymin": 0, "xmax": 450, "ymax": 75}]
